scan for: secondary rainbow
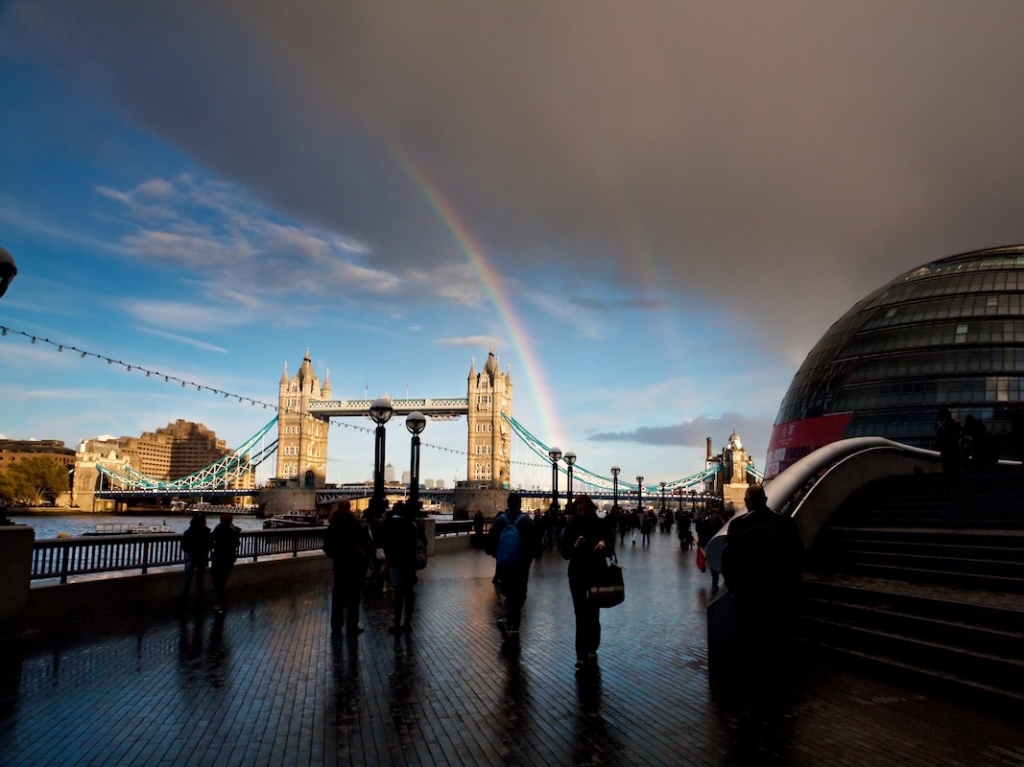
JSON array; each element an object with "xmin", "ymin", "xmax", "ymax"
[{"xmin": 393, "ymin": 155, "xmax": 564, "ymax": 449}]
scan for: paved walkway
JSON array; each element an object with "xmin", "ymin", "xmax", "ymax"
[{"xmin": 2, "ymin": 530, "xmax": 1023, "ymax": 766}]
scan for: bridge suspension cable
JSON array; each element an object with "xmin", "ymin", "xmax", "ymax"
[
  {"xmin": 501, "ymin": 413, "xmax": 721, "ymax": 492},
  {"xmin": 96, "ymin": 417, "xmax": 278, "ymax": 492}
]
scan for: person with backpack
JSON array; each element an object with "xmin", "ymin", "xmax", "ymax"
[{"xmin": 485, "ymin": 492, "xmax": 540, "ymax": 645}]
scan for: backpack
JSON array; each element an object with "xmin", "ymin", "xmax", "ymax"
[{"xmin": 495, "ymin": 513, "xmax": 527, "ymax": 566}]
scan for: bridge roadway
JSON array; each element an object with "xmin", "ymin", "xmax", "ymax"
[{"xmin": 2, "ymin": 532, "xmax": 1022, "ymax": 766}]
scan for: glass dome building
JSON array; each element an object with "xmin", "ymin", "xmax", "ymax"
[{"xmin": 766, "ymin": 245, "xmax": 1024, "ymax": 479}]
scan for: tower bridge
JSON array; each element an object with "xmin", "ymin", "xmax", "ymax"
[
  {"xmin": 277, "ymin": 347, "xmax": 512, "ymax": 490},
  {"xmin": 82, "ymin": 347, "xmax": 761, "ymax": 510}
]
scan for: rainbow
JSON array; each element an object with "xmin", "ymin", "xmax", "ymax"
[{"xmin": 392, "ymin": 153, "xmax": 563, "ymax": 447}]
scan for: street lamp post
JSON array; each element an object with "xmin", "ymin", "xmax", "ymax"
[
  {"xmin": 369, "ymin": 397, "xmax": 394, "ymax": 516},
  {"xmin": 564, "ymin": 451, "xmax": 577, "ymax": 508},
  {"xmin": 636, "ymin": 475, "xmax": 644, "ymax": 512},
  {"xmin": 0, "ymin": 247, "xmax": 17, "ymax": 299},
  {"xmin": 611, "ymin": 466, "xmax": 621, "ymax": 509},
  {"xmin": 405, "ymin": 411, "xmax": 426, "ymax": 512},
  {"xmin": 548, "ymin": 446, "xmax": 562, "ymax": 511},
  {"xmin": 660, "ymin": 481, "xmax": 667, "ymax": 512}
]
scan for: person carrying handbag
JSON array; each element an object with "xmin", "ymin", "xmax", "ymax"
[{"xmin": 560, "ymin": 495, "xmax": 615, "ymax": 673}]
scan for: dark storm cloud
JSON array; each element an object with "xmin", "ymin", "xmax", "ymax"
[
  {"xmin": 6, "ymin": 1, "xmax": 1024, "ymax": 357},
  {"xmin": 590, "ymin": 413, "xmax": 773, "ymax": 449},
  {"xmin": 572, "ymin": 297, "xmax": 670, "ymax": 312}
]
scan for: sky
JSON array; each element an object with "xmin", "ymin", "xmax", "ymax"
[{"xmin": 2, "ymin": 1, "xmax": 1024, "ymax": 491}]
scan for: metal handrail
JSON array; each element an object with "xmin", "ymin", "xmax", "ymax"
[
  {"xmin": 30, "ymin": 528, "xmax": 328, "ymax": 584},
  {"xmin": 705, "ymin": 437, "xmax": 947, "ymax": 574}
]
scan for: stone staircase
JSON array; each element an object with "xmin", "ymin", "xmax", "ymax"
[{"xmin": 796, "ymin": 467, "xmax": 1024, "ymax": 708}]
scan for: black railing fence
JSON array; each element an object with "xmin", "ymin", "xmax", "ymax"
[
  {"xmin": 30, "ymin": 521, "xmax": 483, "ymax": 584},
  {"xmin": 31, "ymin": 529, "xmax": 327, "ymax": 584}
]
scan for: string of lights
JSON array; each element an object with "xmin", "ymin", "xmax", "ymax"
[{"xmin": 0, "ymin": 324, "xmax": 549, "ymax": 469}]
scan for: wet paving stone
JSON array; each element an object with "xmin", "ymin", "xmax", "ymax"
[{"xmin": 1, "ymin": 531, "xmax": 1023, "ymax": 766}]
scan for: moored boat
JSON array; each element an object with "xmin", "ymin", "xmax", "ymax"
[
  {"xmin": 85, "ymin": 523, "xmax": 175, "ymax": 536},
  {"xmin": 262, "ymin": 512, "xmax": 324, "ymax": 529}
]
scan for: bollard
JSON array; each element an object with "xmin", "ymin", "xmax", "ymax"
[{"xmin": 0, "ymin": 524, "xmax": 35, "ymax": 626}]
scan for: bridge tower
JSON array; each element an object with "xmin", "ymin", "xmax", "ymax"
[
  {"xmin": 276, "ymin": 350, "xmax": 330, "ymax": 488},
  {"xmin": 466, "ymin": 348, "xmax": 513, "ymax": 488},
  {"xmin": 719, "ymin": 430, "xmax": 752, "ymax": 508}
]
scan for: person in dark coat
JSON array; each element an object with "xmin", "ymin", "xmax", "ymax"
[
  {"xmin": 380, "ymin": 501, "xmax": 424, "ymax": 635},
  {"xmin": 560, "ymin": 495, "xmax": 614, "ymax": 671},
  {"xmin": 695, "ymin": 507, "xmax": 726, "ymax": 590},
  {"xmin": 472, "ymin": 510, "xmax": 485, "ymax": 549},
  {"xmin": 210, "ymin": 513, "xmax": 241, "ymax": 613},
  {"xmin": 640, "ymin": 508, "xmax": 657, "ymax": 546},
  {"xmin": 935, "ymin": 407, "xmax": 963, "ymax": 475},
  {"xmin": 485, "ymin": 492, "xmax": 541, "ymax": 643},
  {"xmin": 180, "ymin": 513, "xmax": 213, "ymax": 604},
  {"xmin": 963, "ymin": 414, "xmax": 996, "ymax": 467},
  {"xmin": 723, "ymin": 485, "xmax": 804, "ymax": 657},
  {"xmin": 322, "ymin": 499, "xmax": 371, "ymax": 636}
]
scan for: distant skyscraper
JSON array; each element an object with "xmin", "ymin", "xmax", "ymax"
[
  {"xmin": 402, "ymin": 470, "xmax": 411, "ymax": 485},
  {"xmin": 384, "ymin": 463, "xmax": 396, "ymax": 483}
]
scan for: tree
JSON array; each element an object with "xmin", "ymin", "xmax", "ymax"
[{"xmin": 0, "ymin": 457, "xmax": 69, "ymax": 506}]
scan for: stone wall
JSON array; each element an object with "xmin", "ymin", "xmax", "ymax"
[
  {"xmin": 258, "ymin": 487, "xmax": 317, "ymax": 517},
  {"xmin": 453, "ymin": 488, "xmax": 509, "ymax": 518}
]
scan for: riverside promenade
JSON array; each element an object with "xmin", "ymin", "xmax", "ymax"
[{"xmin": 1, "ymin": 530, "xmax": 1023, "ymax": 767}]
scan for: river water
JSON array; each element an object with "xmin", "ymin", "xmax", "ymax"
[
  {"xmin": 8, "ymin": 512, "xmax": 455, "ymax": 539},
  {"xmin": 7, "ymin": 513, "xmax": 267, "ymax": 540}
]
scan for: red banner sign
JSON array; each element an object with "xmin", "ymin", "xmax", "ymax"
[{"xmin": 764, "ymin": 412, "xmax": 853, "ymax": 480}]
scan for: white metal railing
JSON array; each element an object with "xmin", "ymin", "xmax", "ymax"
[{"xmin": 704, "ymin": 437, "xmax": 951, "ymax": 574}]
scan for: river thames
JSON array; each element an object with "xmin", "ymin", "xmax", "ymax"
[{"xmin": 7, "ymin": 513, "xmax": 268, "ymax": 539}]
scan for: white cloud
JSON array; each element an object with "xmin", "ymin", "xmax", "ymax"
[
  {"xmin": 435, "ymin": 335, "xmax": 504, "ymax": 349},
  {"xmin": 121, "ymin": 298, "xmax": 251, "ymax": 333},
  {"xmin": 138, "ymin": 327, "xmax": 230, "ymax": 353}
]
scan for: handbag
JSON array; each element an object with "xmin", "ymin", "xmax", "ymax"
[
  {"xmin": 587, "ymin": 556, "xmax": 625, "ymax": 608},
  {"xmin": 696, "ymin": 547, "xmax": 707, "ymax": 573}
]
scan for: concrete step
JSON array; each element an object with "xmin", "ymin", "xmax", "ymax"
[
  {"xmin": 800, "ymin": 574, "xmax": 1024, "ymax": 632},
  {"xmin": 794, "ymin": 615, "xmax": 1024, "ymax": 693},
  {"xmin": 794, "ymin": 635, "xmax": 1024, "ymax": 714},
  {"xmin": 815, "ymin": 547, "xmax": 1024, "ymax": 578},
  {"xmin": 815, "ymin": 539, "xmax": 1022, "ymax": 566},
  {"xmin": 840, "ymin": 561, "xmax": 1024, "ymax": 592},
  {"xmin": 800, "ymin": 595, "xmax": 1024, "ymax": 659}
]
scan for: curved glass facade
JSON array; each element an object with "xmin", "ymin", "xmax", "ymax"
[{"xmin": 766, "ymin": 245, "xmax": 1024, "ymax": 478}]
